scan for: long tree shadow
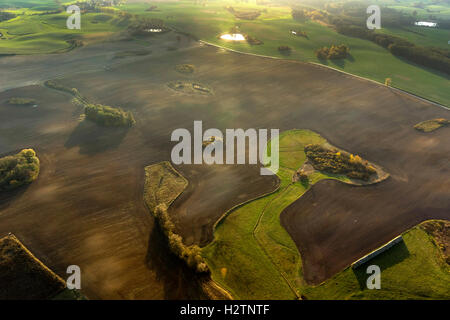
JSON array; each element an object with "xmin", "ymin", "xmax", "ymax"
[
  {"xmin": 0, "ymin": 185, "xmax": 30, "ymax": 213},
  {"xmin": 317, "ymin": 57, "xmax": 329, "ymax": 66},
  {"xmin": 64, "ymin": 120, "xmax": 129, "ymax": 155},
  {"xmin": 352, "ymin": 240, "xmax": 410, "ymax": 290},
  {"xmin": 145, "ymin": 222, "xmax": 207, "ymax": 299},
  {"xmin": 331, "ymin": 58, "xmax": 346, "ymax": 68}
]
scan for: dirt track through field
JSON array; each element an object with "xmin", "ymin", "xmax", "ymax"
[{"xmin": 0, "ymin": 34, "xmax": 448, "ymax": 297}]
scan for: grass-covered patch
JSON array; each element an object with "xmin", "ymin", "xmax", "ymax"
[
  {"xmin": 304, "ymin": 144, "xmax": 376, "ymax": 181},
  {"xmin": 414, "ymin": 118, "xmax": 449, "ymax": 132},
  {"xmin": 0, "ymin": 234, "xmax": 65, "ymax": 299},
  {"xmin": 167, "ymin": 80, "xmax": 212, "ymax": 95},
  {"xmin": 144, "ymin": 162, "xmax": 208, "ymax": 274},
  {"xmin": 6, "ymin": 97, "xmax": 37, "ymax": 106},
  {"xmin": 175, "ymin": 63, "xmax": 195, "ymax": 74},
  {"xmin": 144, "ymin": 161, "xmax": 188, "ymax": 212},
  {"xmin": 84, "ymin": 103, "xmax": 136, "ymax": 127},
  {"xmin": 0, "ymin": 149, "xmax": 39, "ymax": 191}
]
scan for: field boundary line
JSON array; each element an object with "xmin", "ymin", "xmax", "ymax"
[
  {"xmin": 309, "ymin": 62, "xmax": 449, "ymax": 110},
  {"xmin": 210, "ymin": 178, "xmax": 281, "ymax": 233},
  {"xmin": 252, "ymin": 182, "xmax": 302, "ymax": 300},
  {"xmin": 199, "ymin": 40, "xmax": 449, "ymax": 110}
]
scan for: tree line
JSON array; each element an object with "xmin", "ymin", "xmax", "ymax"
[
  {"xmin": 292, "ymin": 6, "xmax": 450, "ymax": 75},
  {"xmin": 154, "ymin": 204, "xmax": 209, "ymax": 274},
  {"xmin": 332, "ymin": 18, "xmax": 450, "ymax": 74}
]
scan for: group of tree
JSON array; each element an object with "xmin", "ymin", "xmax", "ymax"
[
  {"xmin": 0, "ymin": 149, "xmax": 40, "ymax": 191},
  {"xmin": 315, "ymin": 44, "xmax": 349, "ymax": 60},
  {"xmin": 84, "ymin": 104, "xmax": 135, "ymax": 127},
  {"xmin": 278, "ymin": 45, "xmax": 292, "ymax": 55},
  {"xmin": 245, "ymin": 34, "xmax": 263, "ymax": 45},
  {"xmin": 305, "ymin": 144, "xmax": 376, "ymax": 181},
  {"xmin": 154, "ymin": 204, "xmax": 209, "ymax": 274},
  {"xmin": 414, "ymin": 118, "xmax": 449, "ymax": 132}
]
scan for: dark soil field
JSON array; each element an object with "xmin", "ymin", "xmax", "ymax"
[{"xmin": 0, "ymin": 32, "xmax": 448, "ymax": 298}]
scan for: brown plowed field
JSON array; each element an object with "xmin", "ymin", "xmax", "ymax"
[{"xmin": 0, "ymin": 35, "xmax": 448, "ymax": 298}]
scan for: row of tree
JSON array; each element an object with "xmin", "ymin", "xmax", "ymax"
[{"xmin": 154, "ymin": 204, "xmax": 209, "ymax": 274}]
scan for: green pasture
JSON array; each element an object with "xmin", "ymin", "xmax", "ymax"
[{"xmin": 202, "ymin": 129, "xmax": 450, "ymax": 300}]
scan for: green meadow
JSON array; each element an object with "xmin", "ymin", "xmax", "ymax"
[
  {"xmin": 0, "ymin": 0, "xmax": 60, "ymax": 11},
  {"xmin": 202, "ymin": 129, "xmax": 450, "ymax": 300},
  {"xmin": 378, "ymin": 26, "xmax": 450, "ymax": 49},
  {"xmin": 0, "ymin": 3, "xmax": 132, "ymax": 54}
]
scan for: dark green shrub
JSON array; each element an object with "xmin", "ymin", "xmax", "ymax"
[
  {"xmin": 84, "ymin": 104, "xmax": 136, "ymax": 127},
  {"xmin": 315, "ymin": 44, "xmax": 349, "ymax": 60},
  {"xmin": 0, "ymin": 149, "xmax": 40, "ymax": 191}
]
